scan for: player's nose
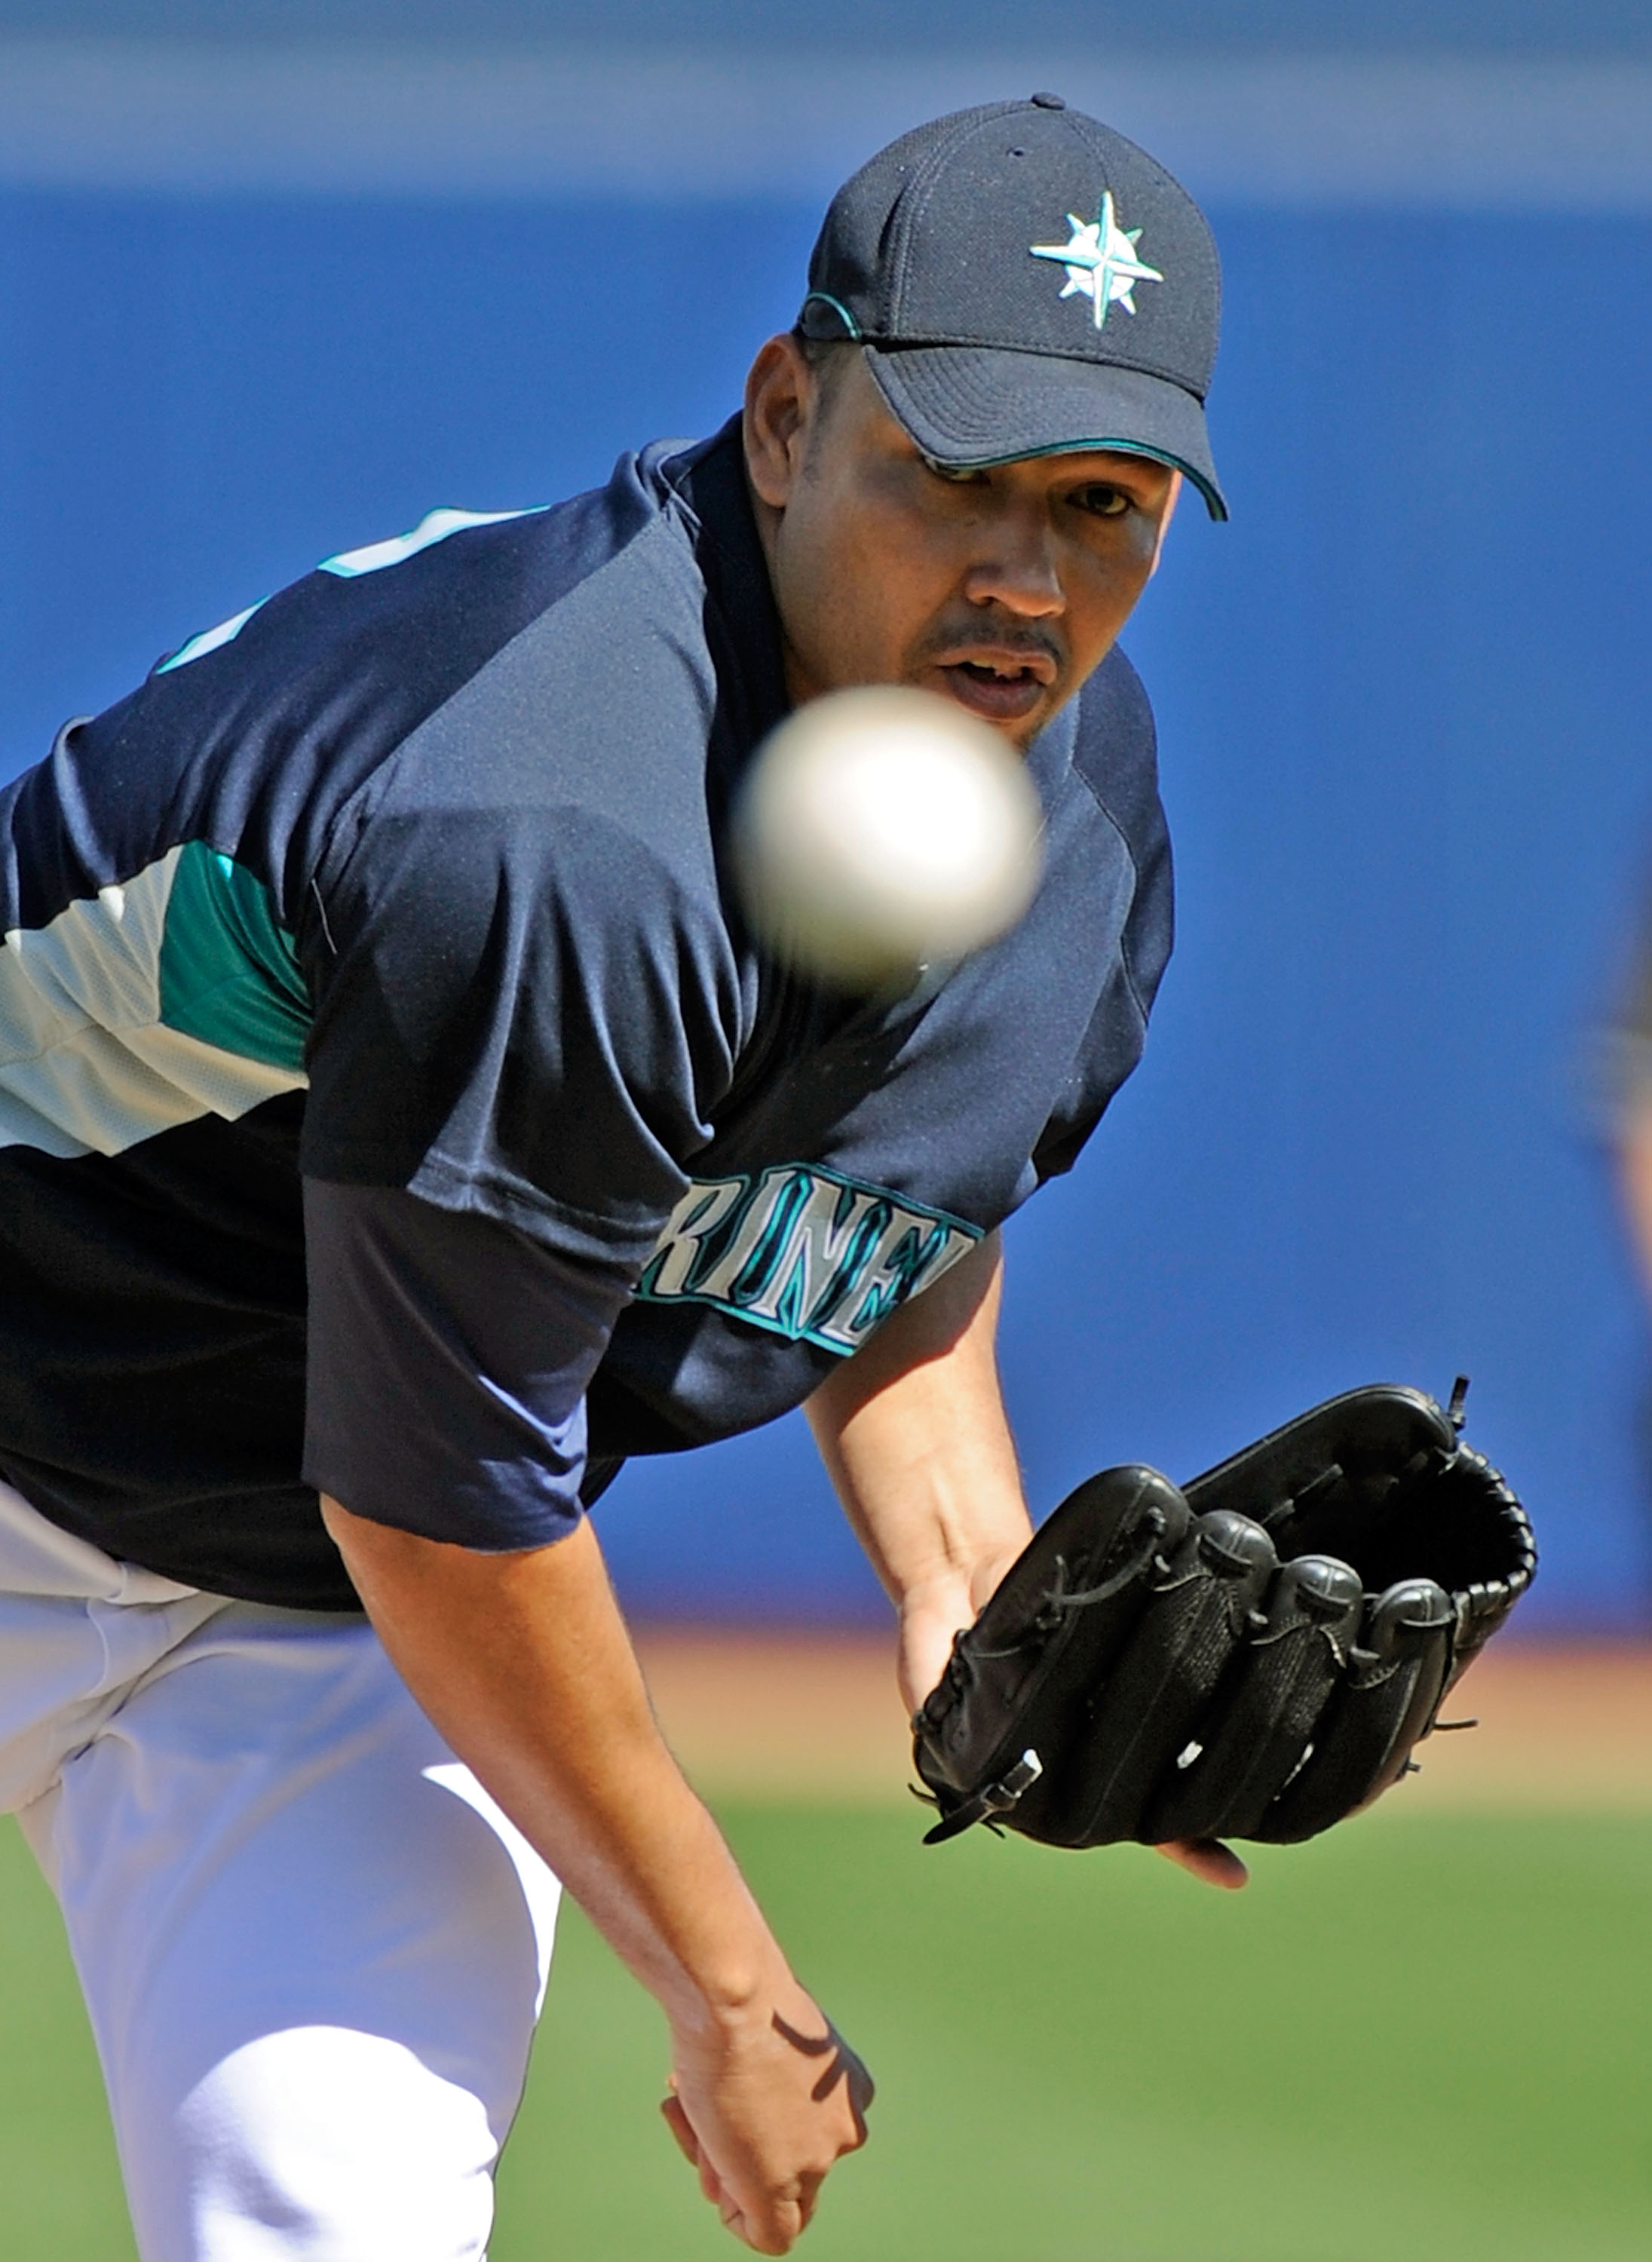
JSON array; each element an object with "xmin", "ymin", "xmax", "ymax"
[{"xmin": 958, "ymin": 509, "xmax": 1065, "ymax": 618}]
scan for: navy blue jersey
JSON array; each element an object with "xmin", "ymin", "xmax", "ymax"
[{"xmin": 0, "ymin": 421, "xmax": 1172, "ymax": 1608}]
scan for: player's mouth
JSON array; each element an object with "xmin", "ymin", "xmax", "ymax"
[{"xmin": 929, "ymin": 651, "xmax": 1056, "ymax": 725}]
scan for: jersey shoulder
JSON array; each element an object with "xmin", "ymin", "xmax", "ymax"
[
  {"xmin": 1066, "ymin": 642, "xmax": 1163, "ymax": 862},
  {"xmin": 0, "ymin": 443, "xmax": 691, "ymax": 943},
  {"xmin": 0, "ymin": 436, "xmax": 752, "ymax": 1182}
]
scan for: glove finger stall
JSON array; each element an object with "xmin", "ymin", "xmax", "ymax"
[
  {"xmin": 1057, "ymin": 1509, "xmax": 1278, "ymax": 1847},
  {"xmin": 1253, "ymin": 1577, "xmax": 1454, "ymax": 1843},
  {"xmin": 1143, "ymin": 1552, "xmax": 1364, "ymax": 1845}
]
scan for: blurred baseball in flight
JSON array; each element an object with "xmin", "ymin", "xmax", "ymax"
[{"xmin": 732, "ymin": 685, "xmax": 1044, "ymax": 987}]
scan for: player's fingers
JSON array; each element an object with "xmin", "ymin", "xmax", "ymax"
[
  {"xmin": 725, "ymin": 2190, "xmax": 806, "ymax": 2256},
  {"xmin": 707, "ymin": 2150, "xmax": 814, "ymax": 2255},
  {"xmin": 1156, "ymin": 1835, "xmax": 1249, "ymax": 1889}
]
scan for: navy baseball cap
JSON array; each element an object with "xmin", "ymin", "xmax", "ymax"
[{"xmin": 799, "ymin": 95, "xmax": 1227, "ymax": 520}]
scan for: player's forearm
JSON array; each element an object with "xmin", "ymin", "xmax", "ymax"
[
  {"xmin": 805, "ymin": 1230, "xmax": 1032, "ymax": 1708},
  {"xmin": 320, "ymin": 1497, "xmax": 786, "ymax": 2035}
]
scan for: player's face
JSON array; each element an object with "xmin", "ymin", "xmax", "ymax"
[{"xmin": 744, "ymin": 338, "xmax": 1181, "ymax": 748}]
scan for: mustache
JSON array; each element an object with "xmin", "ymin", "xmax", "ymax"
[{"xmin": 910, "ymin": 613, "xmax": 1068, "ymax": 676}]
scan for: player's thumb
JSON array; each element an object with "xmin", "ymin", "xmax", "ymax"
[
  {"xmin": 660, "ymin": 2090, "xmax": 701, "ymax": 2168},
  {"xmin": 660, "ymin": 2090, "xmax": 728, "ymax": 2214}
]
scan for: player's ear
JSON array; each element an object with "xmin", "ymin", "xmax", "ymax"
[
  {"xmin": 743, "ymin": 334, "xmax": 814, "ymax": 512},
  {"xmin": 1147, "ymin": 471, "xmax": 1183, "ymax": 580}
]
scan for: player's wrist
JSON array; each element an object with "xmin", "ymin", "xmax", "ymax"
[{"xmin": 667, "ymin": 1957, "xmax": 807, "ymax": 2054}]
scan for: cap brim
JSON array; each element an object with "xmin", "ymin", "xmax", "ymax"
[{"xmin": 863, "ymin": 342, "xmax": 1228, "ymax": 521}]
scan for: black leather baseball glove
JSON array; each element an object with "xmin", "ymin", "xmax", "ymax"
[{"xmin": 912, "ymin": 1381, "xmax": 1536, "ymax": 1849}]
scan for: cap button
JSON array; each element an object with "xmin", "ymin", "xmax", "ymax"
[{"xmin": 1029, "ymin": 90, "xmax": 1065, "ymax": 109}]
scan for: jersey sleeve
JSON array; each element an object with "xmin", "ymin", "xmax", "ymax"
[
  {"xmin": 300, "ymin": 795, "xmax": 744, "ymax": 1272},
  {"xmin": 295, "ymin": 765, "xmax": 746, "ymax": 1542},
  {"xmin": 302, "ymin": 1180, "xmax": 631, "ymax": 1548}
]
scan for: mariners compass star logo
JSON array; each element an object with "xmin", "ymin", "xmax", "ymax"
[{"xmin": 1030, "ymin": 192, "xmax": 1164, "ymax": 329}]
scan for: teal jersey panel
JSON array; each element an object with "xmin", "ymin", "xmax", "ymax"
[{"xmin": 157, "ymin": 841, "xmax": 311, "ymax": 1071}]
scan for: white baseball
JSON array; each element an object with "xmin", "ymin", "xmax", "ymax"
[{"xmin": 731, "ymin": 685, "xmax": 1044, "ymax": 987}]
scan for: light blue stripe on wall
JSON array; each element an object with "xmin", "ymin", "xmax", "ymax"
[{"xmin": 0, "ymin": 41, "xmax": 1649, "ymax": 210}]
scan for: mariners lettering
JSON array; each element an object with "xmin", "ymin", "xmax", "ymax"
[
  {"xmin": 636, "ymin": 1164, "xmax": 979, "ymax": 1353},
  {"xmin": 643, "ymin": 1179, "xmax": 747, "ymax": 1297}
]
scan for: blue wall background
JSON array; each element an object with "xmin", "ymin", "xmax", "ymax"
[{"xmin": 2, "ymin": 181, "xmax": 1648, "ymax": 1632}]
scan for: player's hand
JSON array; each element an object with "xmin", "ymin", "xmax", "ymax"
[
  {"xmin": 896, "ymin": 1544, "xmax": 1026, "ymax": 1721},
  {"xmin": 660, "ymin": 1979, "xmax": 873, "ymax": 2254}
]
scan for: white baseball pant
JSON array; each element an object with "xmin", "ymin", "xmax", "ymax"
[{"xmin": 0, "ymin": 1479, "xmax": 562, "ymax": 2261}]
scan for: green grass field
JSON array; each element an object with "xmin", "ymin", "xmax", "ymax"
[{"xmin": 5, "ymin": 1805, "xmax": 1648, "ymax": 2259}]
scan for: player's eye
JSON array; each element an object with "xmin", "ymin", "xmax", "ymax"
[{"xmin": 1072, "ymin": 483, "xmax": 1132, "ymax": 519}]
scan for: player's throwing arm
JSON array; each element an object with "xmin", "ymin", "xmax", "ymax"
[{"xmin": 326, "ymin": 1498, "xmax": 872, "ymax": 2257}]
